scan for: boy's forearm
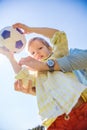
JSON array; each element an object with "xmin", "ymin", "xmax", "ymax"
[
  {"xmin": 21, "ymin": 24, "xmax": 58, "ymax": 38},
  {"xmin": 29, "ymin": 27, "xmax": 58, "ymax": 38},
  {"xmin": 34, "ymin": 60, "xmax": 61, "ymax": 71},
  {"xmin": 8, "ymin": 56, "xmax": 21, "ymax": 74}
]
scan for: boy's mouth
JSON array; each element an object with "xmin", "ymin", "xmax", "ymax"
[{"xmin": 37, "ymin": 55, "xmax": 44, "ymax": 60}]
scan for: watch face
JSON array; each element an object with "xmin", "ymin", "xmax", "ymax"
[{"xmin": 47, "ymin": 59, "xmax": 54, "ymax": 67}]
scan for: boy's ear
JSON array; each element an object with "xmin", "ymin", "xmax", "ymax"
[{"xmin": 49, "ymin": 46, "xmax": 53, "ymax": 52}]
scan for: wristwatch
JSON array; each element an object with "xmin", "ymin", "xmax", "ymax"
[{"xmin": 46, "ymin": 59, "xmax": 55, "ymax": 72}]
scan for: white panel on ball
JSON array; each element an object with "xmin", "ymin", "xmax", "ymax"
[{"xmin": 0, "ymin": 26, "xmax": 26, "ymax": 53}]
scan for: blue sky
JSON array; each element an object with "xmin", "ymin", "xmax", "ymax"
[{"xmin": 0, "ymin": 0, "xmax": 87, "ymax": 130}]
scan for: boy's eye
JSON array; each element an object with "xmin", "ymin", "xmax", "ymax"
[
  {"xmin": 39, "ymin": 47, "xmax": 43, "ymax": 50},
  {"xmin": 30, "ymin": 47, "xmax": 43, "ymax": 55},
  {"xmin": 31, "ymin": 52, "xmax": 35, "ymax": 55}
]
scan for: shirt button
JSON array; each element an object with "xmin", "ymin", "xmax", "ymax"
[{"xmin": 64, "ymin": 115, "xmax": 70, "ymax": 120}]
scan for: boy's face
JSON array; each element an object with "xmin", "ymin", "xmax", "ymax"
[{"xmin": 28, "ymin": 40, "xmax": 52, "ymax": 61}]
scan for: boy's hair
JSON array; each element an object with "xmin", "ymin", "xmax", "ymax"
[{"xmin": 28, "ymin": 37, "xmax": 51, "ymax": 50}]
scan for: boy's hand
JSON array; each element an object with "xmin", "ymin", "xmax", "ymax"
[
  {"xmin": 0, "ymin": 46, "xmax": 14, "ymax": 58},
  {"xmin": 12, "ymin": 23, "xmax": 30, "ymax": 34},
  {"xmin": 14, "ymin": 79, "xmax": 36, "ymax": 95}
]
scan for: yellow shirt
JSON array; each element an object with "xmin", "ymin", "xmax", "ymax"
[{"xmin": 15, "ymin": 31, "xmax": 87, "ymax": 128}]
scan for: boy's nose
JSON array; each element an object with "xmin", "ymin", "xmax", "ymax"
[
  {"xmin": 36, "ymin": 50, "xmax": 40, "ymax": 55},
  {"xmin": 34, "ymin": 51, "xmax": 40, "ymax": 58}
]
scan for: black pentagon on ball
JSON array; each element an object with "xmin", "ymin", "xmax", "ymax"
[
  {"xmin": 15, "ymin": 40, "xmax": 23, "ymax": 49},
  {"xmin": 1, "ymin": 30, "xmax": 10, "ymax": 39}
]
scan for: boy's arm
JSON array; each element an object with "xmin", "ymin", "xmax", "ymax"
[
  {"xmin": 18, "ymin": 49, "xmax": 87, "ymax": 72},
  {"xmin": 13, "ymin": 23, "xmax": 58, "ymax": 38},
  {"xmin": 0, "ymin": 47, "xmax": 21, "ymax": 73}
]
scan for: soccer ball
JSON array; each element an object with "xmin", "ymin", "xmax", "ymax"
[{"xmin": 0, "ymin": 26, "xmax": 26, "ymax": 53}]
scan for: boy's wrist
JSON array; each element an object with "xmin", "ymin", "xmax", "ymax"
[
  {"xmin": 44, "ymin": 60, "xmax": 61, "ymax": 71},
  {"xmin": 7, "ymin": 54, "xmax": 14, "ymax": 59}
]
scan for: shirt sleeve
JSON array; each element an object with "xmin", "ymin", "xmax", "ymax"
[
  {"xmin": 50, "ymin": 31, "xmax": 68, "ymax": 58},
  {"xmin": 57, "ymin": 48, "xmax": 87, "ymax": 72}
]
